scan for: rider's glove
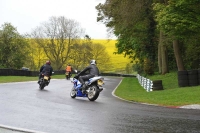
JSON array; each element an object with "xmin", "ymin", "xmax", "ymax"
[{"xmin": 74, "ymin": 74, "xmax": 79, "ymax": 79}]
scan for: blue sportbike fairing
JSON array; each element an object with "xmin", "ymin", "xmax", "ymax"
[{"xmin": 70, "ymin": 76, "xmax": 104, "ymax": 101}]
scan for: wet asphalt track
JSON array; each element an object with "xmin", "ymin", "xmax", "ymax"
[{"xmin": 0, "ymin": 77, "xmax": 200, "ymax": 133}]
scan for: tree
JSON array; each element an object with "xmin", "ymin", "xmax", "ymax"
[
  {"xmin": 23, "ymin": 38, "xmax": 46, "ymax": 70},
  {"xmin": 96, "ymin": 0, "xmax": 157, "ymax": 74},
  {"xmin": 69, "ymin": 43, "xmax": 88, "ymax": 70},
  {"xmin": 89, "ymin": 42, "xmax": 111, "ymax": 72},
  {"xmin": 30, "ymin": 16, "xmax": 85, "ymax": 70},
  {"xmin": 69, "ymin": 37, "xmax": 111, "ymax": 72},
  {"xmin": 67, "ymin": 36, "xmax": 93, "ymax": 70},
  {"xmin": 0, "ymin": 23, "xmax": 29, "ymax": 69},
  {"xmin": 183, "ymin": 35, "xmax": 200, "ymax": 69},
  {"xmin": 153, "ymin": 0, "xmax": 200, "ymax": 71}
]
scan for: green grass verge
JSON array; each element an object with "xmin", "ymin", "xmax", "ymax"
[
  {"xmin": 0, "ymin": 75, "xmax": 66, "ymax": 83},
  {"xmin": 115, "ymin": 72, "xmax": 200, "ymax": 106}
]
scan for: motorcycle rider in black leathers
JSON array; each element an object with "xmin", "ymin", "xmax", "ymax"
[
  {"xmin": 38, "ymin": 60, "xmax": 53, "ymax": 84},
  {"xmin": 74, "ymin": 60, "xmax": 99, "ymax": 93}
]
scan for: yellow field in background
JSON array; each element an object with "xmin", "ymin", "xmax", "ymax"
[
  {"xmin": 91, "ymin": 39, "xmax": 132, "ymax": 73},
  {"xmin": 28, "ymin": 38, "xmax": 133, "ymax": 73}
]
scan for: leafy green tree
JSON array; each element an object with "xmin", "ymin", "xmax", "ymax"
[
  {"xmin": 153, "ymin": 0, "xmax": 200, "ymax": 71},
  {"xmin": 183, "ymin": 36, "xmax": 200, "ymax": 69},
  {"xmin": 69, "ymin": 43, "xmax": 89, "ymax": 70},
  {"xmin": 69, "ymin": 38, "xmax": 111, "ymax": 72},
  {"xmin": 0, "ymin": 23, "xmax": 29, "ymax": 69},
  {"xmin": 89, "ymin": 42, "xmax": 111, "ymax": 72},
  {"xmin": 67, "ymin": 36, "xmax": 93, "ymax": 70},
  {"xmin": 23, "ymin": 38, "xmax": 45, "ymax": 71},
  {"xmin": 96, "ymin": 0, "xmax": 157, "ymax": 75}
]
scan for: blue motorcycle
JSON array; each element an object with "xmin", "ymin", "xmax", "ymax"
[{"xmin": 70, "ymin": 76, "xmax": 104, "ymax": 101}]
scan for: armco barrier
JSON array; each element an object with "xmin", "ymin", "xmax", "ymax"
[
  {"xmin": 0, "ymin": 69, "xmax": 39, "ymax": 76},
  {"xmin": 0, "ymin": 69, "xmax": 66, "ymax": 76},
  {"xmin": 0, "ymin": 69, "xmax": 135, "ymax": 77},
  {"xmin": 137, "ymin": 74, "xmax": 153, "ymax": 92},
  {"xmin": 137, "ymin": 74, "xmax": 164, "ymax": 92},
  {"xmin": 100, "ymin": 73, "xmax": 136, "ymax": 77}
]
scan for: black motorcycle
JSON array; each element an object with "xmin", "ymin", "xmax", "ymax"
[
  {"xmin": 65, "ymin": 71, "xmax": 71, "ymax": 80},
  {"xmin": 39, "ymin": 74, "xmax": 52, "ymax": 90}
]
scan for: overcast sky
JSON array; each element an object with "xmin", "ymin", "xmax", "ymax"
[{"xmin": 0, "ymin": 0, "xmax": 116, "ymax": 39}]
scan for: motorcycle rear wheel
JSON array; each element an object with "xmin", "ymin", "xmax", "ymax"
[
  {"xmin": 70, "ymin": 87, "xmax": 76, "ymax": 98},
  {"xmin": 39, "ymin": 79, "xmax": 48, "ymax": 90},
  {"xmin": 66, "ymin": 72, "xmax": 70, "ymax": 80},
  {"xmin": 67, "ymin": 75, "xmax": 70, "ymax": 80},
  {"xmin": 87, "ymin": 85, "xmax": 99, "ymax": 101},
  {"xmin": 39, "ymin": 82, "xmax": 45, "ymax": 90}
]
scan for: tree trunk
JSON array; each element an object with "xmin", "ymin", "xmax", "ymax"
[
  {"xmin": 161, "ymin": 42, "xmax": 169, "ymax": 74},
  {"xmin": 158, "ymin": 31, "xmax": 162, "ymax": 73},
  {"xmin": 173, "ymin": 40, "xmax": 185, "ymax": 71},
  {"xmin": 158, "ymin": 31, "xmax": 169, "ymax": 74},
  {"xmin": 160, "ymin": 31, "xmax": 169, "ymax": 74}
]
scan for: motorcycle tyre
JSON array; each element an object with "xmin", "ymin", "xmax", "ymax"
[
  {"xmin": 87, "ymin": 85, "xmax": 100, "ymax": 101},
  {"xmin": 66, "ymin": 72, "xmax": 71, "ymax": 80},
  {"xmin": 40, "ymin": 82, "xmax": 45, "ymax": 90},
  {"xmin": 70, "ymin": 87, "xmax": 76, "ymax": 98},
  {"xmin": 66, "ymin": 75, "xmax": 70, "ymax": 80}
]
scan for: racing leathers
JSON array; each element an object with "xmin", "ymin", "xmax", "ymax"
[
  {"xmin": 38, "ymin": 64, "xmax": 53, "ymax": 83},
  {"xmin": 75, "ymin": 64, "xmax": 99, "ymax": 93}
]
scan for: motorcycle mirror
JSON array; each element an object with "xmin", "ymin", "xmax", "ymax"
[{"xmin": 74, "ymin": 70, "xmax": 77, "ymax": 73}]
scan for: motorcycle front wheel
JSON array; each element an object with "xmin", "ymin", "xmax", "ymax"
[
  {"xmin": 67, "ymin": 74, "xmax": 70, "ymax": 80},
  {"xmin": 70, "ymin": 87, "xmax": 76, "ymax": 98},
  {"xmin": 87, "ymin": 85, "xmax": 100, "ymax": 101}
]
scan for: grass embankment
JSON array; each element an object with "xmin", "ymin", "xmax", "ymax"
[
  {"xmin": 115, "ymin": 72, "xmax": 200, "ymax": 106},
  {"xmin": 0, "ymin": 75, "xmax": 65, "ymax": 83}
]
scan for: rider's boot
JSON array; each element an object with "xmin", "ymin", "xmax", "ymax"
[{"xmin": 82, "ymin": 84, "xmax": 87, "ymax": 94}]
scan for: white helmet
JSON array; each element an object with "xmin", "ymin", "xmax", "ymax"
[{"xmin": 90, "ymin": 59, "xmax": 96, "ymax": 65}]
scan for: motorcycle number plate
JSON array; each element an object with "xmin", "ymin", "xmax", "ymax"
[{"xmin": 44, "ymin": 76, "xmax": 49, "ymax": 80}]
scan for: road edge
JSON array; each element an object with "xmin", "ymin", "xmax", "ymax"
[
  {"xmin": 111, "ymin": 79, "xmax": 200, "ymax": 110},
  {"xmin": 0, "ymin": 124, "xmax": 47, "ymax": 133}
]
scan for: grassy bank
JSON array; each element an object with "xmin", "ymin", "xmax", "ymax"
[
  {"xmin": 115, "ymin": 72, "xmax": 200, "ymax": 106},
  {"xmin": 0, "ymin": 75, "xmax": 65, "ymax": 83}
]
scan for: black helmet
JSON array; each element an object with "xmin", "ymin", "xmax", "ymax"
[
  {"xmin": 90, "ymin": 60, "xmax": 96, "ymax": 65},
  {"xmin": 46, "ymin": 60, "xmax": 51, "ymax": 65}
]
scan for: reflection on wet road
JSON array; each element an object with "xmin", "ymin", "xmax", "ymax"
[{"xmin": 0, "ymin": 77, "xmax": 200, "ymax": 133}]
